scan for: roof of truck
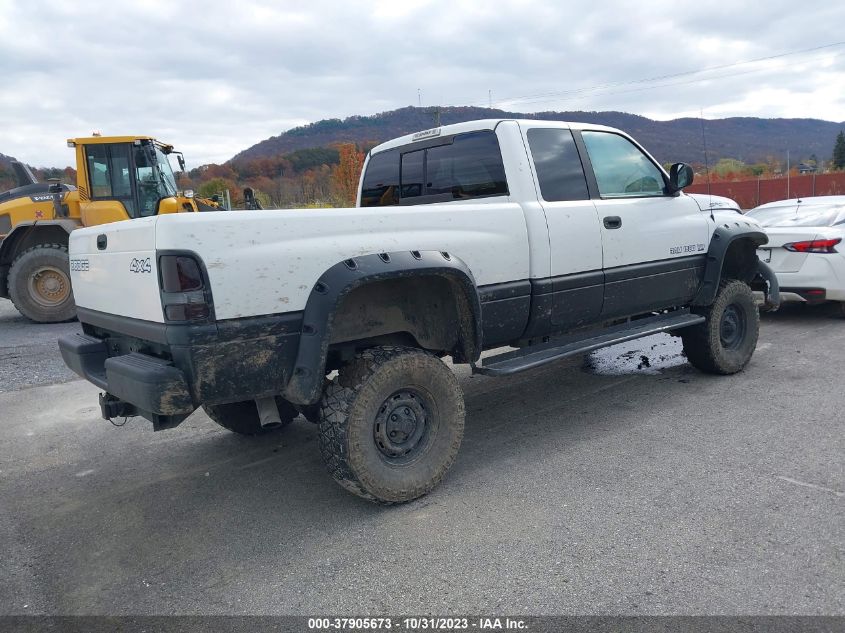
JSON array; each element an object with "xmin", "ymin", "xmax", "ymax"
[{"xmin": 371, "ymin": 118, "xmax": 622, "ymax": 154}]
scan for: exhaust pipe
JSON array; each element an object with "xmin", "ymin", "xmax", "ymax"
[{"xmin": 255, "ymin": 397, "xmax": 282, "ymax": 429}]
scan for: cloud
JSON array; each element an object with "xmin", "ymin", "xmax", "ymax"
[{"xmin": 1, "ymin": 0, "xmax": 843, "ymax": 167}]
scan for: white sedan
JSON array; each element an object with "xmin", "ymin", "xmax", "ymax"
[{"xmin": 746, "ymin": 196, "xmax": 845, "ymax": 314}]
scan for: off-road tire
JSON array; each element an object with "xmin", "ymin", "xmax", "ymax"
[
  {"xmin": 318, "ymin": 346, "xmax": 465, "ymax": 504},
  {"xmin": 8, "ymin": 244, "xmax": 77, "ymax": 323},
  {"xmin": 203, "ymin": 397, "xmax": 298, "ymax": 435},
  {"xmin": 682, "ymin": 279, "xmax": 759, "ymax": 374}
]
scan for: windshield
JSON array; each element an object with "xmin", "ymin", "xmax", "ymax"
[
  {"xmin": 746, "ymin": 204, "xmax": 845, "ymax": 228},
  {"xmin": 155, "ymin": 146, "xmax": 178, "ymax": 196}
]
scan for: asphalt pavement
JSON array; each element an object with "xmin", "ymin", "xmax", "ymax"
[
  {"xmin": 0, "ymin": 298, "xmax": 842, "ymax": 615},
  {"xmin": 0, "ymin": 301, "xmax": 77, "ymax": 392}
]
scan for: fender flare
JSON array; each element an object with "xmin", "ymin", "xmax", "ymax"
[
  {"xmin": 282, "ymin": 250, "xmax": 482, "ymax": 405},
  {"xmin": 0, "ymin": 219, "xmax": 78, "ymax": 259},
  {"xmin": 0, "ymin": 220, "xmax": 79, "ymax": 298},
  {"xmin": 692, "ymin": 222, "xmax": 768, "ymax": 306}
]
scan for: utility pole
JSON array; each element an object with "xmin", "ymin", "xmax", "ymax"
[
  {"xmin": 488, "ymin": 90, "xmax": 492, "ymax": 109},
  {"xmin": 787, "ymin": 149, "xmax": 791, "ymax": 198},
  {"xmin": 429, "ymin": 106, "xmax": 440, "ymax": 127},
  {"xmin": 417, "ymin": 89, "xmax": 421, "ymax": 108}
]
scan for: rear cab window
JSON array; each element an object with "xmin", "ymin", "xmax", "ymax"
[{"xmin": 360, "ymin": 130, "xmax": 508, "ymax": 207}]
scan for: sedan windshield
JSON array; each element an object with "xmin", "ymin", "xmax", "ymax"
[{"xmin": 746, "ymin": 204, "xmax": 845, "ymax": 228}]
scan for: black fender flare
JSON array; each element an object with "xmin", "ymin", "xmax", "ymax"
[
  {"xmin": 0, "ymin": 220, "xmax": 79, "ymax": 297},
  {"xmin": 0, "ymin": 219, "xmax": 78, "ymax": 261},
  {"xmin": 282, "ymin": 250, "xmax": 482, "ymax": 405},
  {"xmin": 692, "ymin": 222, "xmax": 768, "ymax": 306}
]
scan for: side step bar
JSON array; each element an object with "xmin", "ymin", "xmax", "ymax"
[{"xmin": 473, "ymin": 310, "xmax": 704, "ymax": 376}]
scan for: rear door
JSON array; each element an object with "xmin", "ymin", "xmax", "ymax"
[
  {"xmin": 577, "ymin": 129, "xmax": 709, "ymax": 319},
  {"xmin": 523, "ymin": 125, "xmax": 604, "ymax": 331}
]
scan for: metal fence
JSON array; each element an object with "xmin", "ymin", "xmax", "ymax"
[{"xmin": 685, "ymin": 173, "xmax": 845, "ymax": 209}]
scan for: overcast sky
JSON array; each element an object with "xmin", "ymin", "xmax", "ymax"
[{"xmin": 1, "ymin": 0, "xmax": 844, "ymax": 168}]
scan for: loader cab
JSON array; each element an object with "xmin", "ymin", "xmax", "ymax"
[{"xmin": 69, "ymin": 136, "xmax": 188, "ymax": 226}]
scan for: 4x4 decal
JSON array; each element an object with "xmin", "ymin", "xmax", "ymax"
[{"xmin": 129, "ymin": 257, "xmax": 152, "ymax": 273}]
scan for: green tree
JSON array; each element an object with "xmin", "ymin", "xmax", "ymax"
[
  {"xmin": 197, "ymin": 177, "xmax": 234, "ymax": 202},
  {"xmin": 833, "ymin": 131, "xmax": 845, "ymax": 170}
]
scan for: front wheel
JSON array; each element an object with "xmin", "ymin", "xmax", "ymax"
[
  {"xmin": 318, "ymin": 346, "xmax": 465, "ymax": 504},
  {"xmin": 682, "ymin": 279, "xmax": 759, "ymax": 375}
]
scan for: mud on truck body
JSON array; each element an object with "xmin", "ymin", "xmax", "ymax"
[{"xmin": 59, "ymin": 119, "xmax": 779, "ymax": 503}]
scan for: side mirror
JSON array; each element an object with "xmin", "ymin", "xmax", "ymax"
[
  {"xmin": 177, "ymin": 155, "xmax": 186, "ymax": 172},
  {"xmin": 668, "ymin": 163, "xmax": 694, "ymax": 193}
]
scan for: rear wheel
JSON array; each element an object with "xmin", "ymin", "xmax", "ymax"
[
  {"xmin": 8, "ymin": 244, "xmax": 76, "ymax": 323},
  {"xmin": 682, "ymin": 279, "xmax": 759, "ymax": 374},
  {"xmin": 203, "ymin": 397, "xmax": 298, "ymax": 435},
  {"xmin": 318, "ymin": 346, "xmax": 465, "ymax": 504}
]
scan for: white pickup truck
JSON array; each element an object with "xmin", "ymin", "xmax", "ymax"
[{"xmin": 59, "ymin": 119, "xmax": 779, "ymax": 503}]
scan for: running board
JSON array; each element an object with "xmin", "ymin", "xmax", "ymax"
[{"xmin": 473, "ymin": 311, "xmax": 704, "ymax": 376}]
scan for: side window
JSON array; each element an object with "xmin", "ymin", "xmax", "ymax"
[
  {"xmin": 360, "ymin": 149, "xmax": 399, "ymax": 207},
  {"xmin": 86, "ymin": 145, "xmax": 112, "ymax": 198},
  {"xmin": 109, "ymin": 145, "xmax": 133, "ymax": 199},
  {"xmin": 581, "ymin": 131, "xmax": 665, "ymax": 197},
  {"xmin": 85, "ymin": 144, "xmax": 137, "ymax": 216},
  {"xmin": 526, "ymin": 128, "xmax": 589, "ymax": 201}
]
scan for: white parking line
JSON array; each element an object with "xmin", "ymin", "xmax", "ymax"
[{"xmin": 775, "ymin": 475, "xmax": 843, "ymax": 497}]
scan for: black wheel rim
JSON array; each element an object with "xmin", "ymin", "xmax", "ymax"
[
  {"xmin": 720, "ymin": 303, "xmax": 746, "ymax": 350},
  {"xmin": 373, "ymin": 389, "xmax": 431, "ymax": 464}
]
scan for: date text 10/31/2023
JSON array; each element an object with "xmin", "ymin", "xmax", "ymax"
[{"xmin": 307, "ymin": 617, "xmax": 528, "ymax": 630}]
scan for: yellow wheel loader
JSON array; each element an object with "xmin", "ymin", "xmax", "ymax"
[{"xmin": 0, "ymin": 136, "xmax": 217, "ymax": 322}]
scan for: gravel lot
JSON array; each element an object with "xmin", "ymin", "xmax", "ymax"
[
  {"xmin": 0, "ymin": 301, "xmax": 77, "ymax": 392},
  {"xmin": 0, "ymin": 300, "xmax": 842, "ymax": 615}
]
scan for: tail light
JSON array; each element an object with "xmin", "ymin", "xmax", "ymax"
[
  {"xmin": 158, "ymin": 254, "xmax": 212, "ymax": 322},
  {"xmin": 783, "ymin": 238, "xmax": 841, "ymax": 253}
]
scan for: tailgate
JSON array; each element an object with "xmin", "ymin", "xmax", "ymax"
[
  {"xmin": 757, "ymin": 228, "xmax": 818, "ymax": 273},
  {"xmin": 69, "ymin": 217, "xmax": 165, "ymax": 323}
]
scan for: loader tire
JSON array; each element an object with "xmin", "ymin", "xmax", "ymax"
[{"xmin": 8, "ymin": 244, "xmax": 77, "ymax": 323}]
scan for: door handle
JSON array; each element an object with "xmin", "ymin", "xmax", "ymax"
[
  {"xmin": 603, "ymin": 216, "xmax": 622, "ymax": 229},
  {"xmin": 96, "ymin": 234, "xmax": 107, "ymax": 250}
]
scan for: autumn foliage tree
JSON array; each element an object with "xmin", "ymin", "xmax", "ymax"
[{"xmin": 331, "ymin": 143, "xmax": 365, "ymax": 207}]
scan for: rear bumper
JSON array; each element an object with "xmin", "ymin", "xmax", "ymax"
[
  {"xmin": 59, "ymin": 333, "xmax": 195, "ymax": 429},
  {"xmin": 59, "ymin": 308, "xmax": 303, "ymax": 430},
  {"xmin": 769, "ymin": 255, "xmax": 845, "ymax": 302}
]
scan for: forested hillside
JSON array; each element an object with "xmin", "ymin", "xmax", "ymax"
[
  {"xmin": 233, "ymin": 106, "xmax": 844, "ymax": 165},
  {"xmin": 0, "ymin": 153, "xmax": 19, "ymax": 191}
]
